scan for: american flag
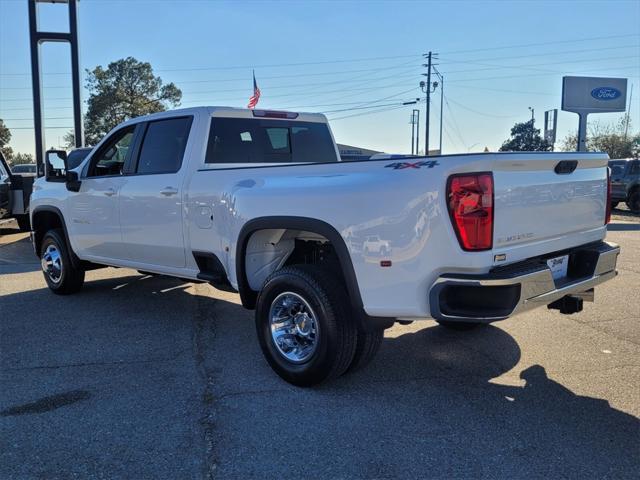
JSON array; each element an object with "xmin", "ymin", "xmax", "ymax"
[{"xmin": 247, "ymin": 71, "xmax": 261, "ymax": 109}]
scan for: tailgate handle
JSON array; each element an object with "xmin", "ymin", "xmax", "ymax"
[{"xmin": 555, "ymin": 160, "xmax": 578, "ymax": 174}]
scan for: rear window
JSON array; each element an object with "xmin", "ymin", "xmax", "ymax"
[
  {"xmin": 205, "ymin": 118, "xmax": 338, "ymax": 164},
  {"xmin": 609, "ymin": 161, "xmax": 628, "ymax": 176}
]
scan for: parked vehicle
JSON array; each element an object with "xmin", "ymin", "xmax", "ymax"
[
  {"xmin": 0, "ymin": 152, "xmax": 33, "ymax": 231},
  {"xmin": 10, "ymin": 163, "xmax": 37, "ymax": 176},
  {"xmin": 609, "ymin": 158, "xmax": 640, "ymax": 213},
  {"xmin": 29, "ymin": 107, "xmax": 620, "ymax": 386}
]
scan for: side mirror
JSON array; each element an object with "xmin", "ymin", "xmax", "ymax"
[
  {"xmin": 45, "ymin": 150, "xmax": 67, "ymax": 182},
  {"xmin": 45, "ymin": 149, "xmax": 81, "ymax": 192}
]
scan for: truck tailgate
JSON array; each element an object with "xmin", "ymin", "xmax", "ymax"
[{"xmin": 492, "ymin": 153, "xmax": 608, "ymax": 250}]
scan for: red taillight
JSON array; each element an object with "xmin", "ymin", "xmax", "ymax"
[
  {"xmin": 447, "ymin": 173, "xmax": 494, "ymax": 251},
  {"xmin": 605, "ymin": 168, "xmax": 612, "ymax": 225}
]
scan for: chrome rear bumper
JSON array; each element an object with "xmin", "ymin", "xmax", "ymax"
[{"xmin": 429, "ymin": 241, "xmax": 620, "ymax": 323}]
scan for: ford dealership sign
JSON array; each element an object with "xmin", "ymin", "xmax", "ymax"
[
  {"xmin": 562, "ymin": 76, "xmax": 627, "ymax": 113},
  {"xmin": 590, "ymin": 87, "xmax": 622, "ymax": 101}
]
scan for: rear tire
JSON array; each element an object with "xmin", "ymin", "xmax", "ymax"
[
  {"xmin": 436, "ymin": 320, "xmax": 483, "ymax": 331},
  {"xmin": 255, "ymin": 265, "xmax": 357, "ymax": 387},
  {"xmin": 626, "ymin": 190, "xmax": 640, "ymax": 214},
  {"xmin": 15, "ymin": 214, "xmax": 30, "ymax": 232},
  {"xmin": 40, "ymin": 229, "xmax": 85, "ymax": 295},
  {"xmin": 345, "ymin": 328, "xmax": 384, "ymax": 373}
]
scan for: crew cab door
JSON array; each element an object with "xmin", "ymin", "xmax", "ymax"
[
  {"xmin": 68, "ymin": 125, "xmax": 138, "ymax": 259},
  {"xmin": 118, "ymin": 116, "xmax": 193, "ymax": 268}
]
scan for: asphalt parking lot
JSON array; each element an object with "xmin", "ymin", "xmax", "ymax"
[{"xmin": 1, "ymin": 214, "xmax": 639, "ymax": 479}]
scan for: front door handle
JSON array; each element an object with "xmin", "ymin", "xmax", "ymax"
[
  {"xmin": 160, "ymin": 187, "xmax": 178, "ymax": 197},
  {"xmin": 104, "ymin": 187, "xmax": 117, "ymax": 197}
]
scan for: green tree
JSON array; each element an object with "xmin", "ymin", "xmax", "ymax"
[
  {"xmin": 9, "ymin": 152, "xmax": 35, "ymax": 166},
  {"xmin": 560, "ymin": 115, "xmax": 639, "ymax": 158},
  {"xmin": 0, "ymin": 118, "xmax": 13, "ymax": 160},
  {"xmin": 83, "ymin": 57, "xmax": 182, "ymax": 145},
  {"xmin": 499, "ymin": 119, "xmax": 551, "ymax": 152}
]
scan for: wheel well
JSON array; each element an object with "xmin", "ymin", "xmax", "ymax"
[
  {"xmin": 236, "ymin": 217, "xmax": 395, "ymax": 331},
  {"xmin": 244, "ymin": 229, "xmax": 342, "ymax": 292},
  {"xmin": 32, "ymin": 209, "xmax": 63, "ymax": 256}
]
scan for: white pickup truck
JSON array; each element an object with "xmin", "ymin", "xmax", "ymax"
[{"xmin": 30, "ymin": 106, "xmax": 620, "ymax": 386}]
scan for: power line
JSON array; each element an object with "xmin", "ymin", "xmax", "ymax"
[
  {"xmin": 445, "ymin": 97, "xmax": 519, "ymax": 119},
  {"xmin": 439, "ymin": 52, "xmax": 640, "ymax": 76},
  {"xmin": 6, "ymin": 126, "xmax": 72, "ymax": 130},
  {"xmin": 0, "ymin": 53, "xmax": 423, "ymax": 77},
  {"xmin": 2, "ymin": 33, "xmax": 637, "ymax": 77},
  {"xmin": 444, "ymin": 64, "xmax": 640, "ymax": 85},
  {"xmin": 439, "ymin": 33, "xmax": 639, "ymax": 55},
  {"xmin": 328, "ymin": 103, "xmax": 409, "ymax": 122},
  {"xmin": 0, "ymin": 59, "xmax": 421, "ymax": 90},
  {"xmin": 443, "ymin": 95, "xmax": 467, "ymax": 147}
]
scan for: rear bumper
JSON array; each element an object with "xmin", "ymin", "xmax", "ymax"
[{"xmin": 429, "ymin": 241, "xmax": 620, "ymax": 323}]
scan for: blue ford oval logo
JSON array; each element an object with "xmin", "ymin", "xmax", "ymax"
[{"xmin": 591, "ymin": 87, "xmax": 622, "ymax": 101}]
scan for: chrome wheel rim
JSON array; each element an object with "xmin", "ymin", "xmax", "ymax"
[
  {"xmin": 41, "ymin": 244, "xmax": 63, "ymax": 283},
  {"xmin": 269, "ymin": 291, "xmax": 319, "ymax": 364}
]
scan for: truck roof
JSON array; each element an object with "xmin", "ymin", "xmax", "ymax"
[{"xmin": 120, "ymin": 106, "xmax": 328, "ymax": 126}]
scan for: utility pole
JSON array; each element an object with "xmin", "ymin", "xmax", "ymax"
[
  {"xmin": 421, "ymin": 51, "xmax": 439, "ymax": 156},
  {"xmin": 425, "ymin": 52, "xmax": 432, "ymax": 156}
]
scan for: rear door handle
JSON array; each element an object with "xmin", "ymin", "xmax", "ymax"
[
  {"xmin": 104, "ymin": 187, "xmax": 117, "ymax": 197},
  {"xmin": 160, "ymin": 187, "xmax": 178, "ymax": 197}
]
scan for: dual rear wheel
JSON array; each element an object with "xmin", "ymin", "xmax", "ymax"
[{"xmin": 255, "ymin": 265, "xmax": 383, "ymax": 387}]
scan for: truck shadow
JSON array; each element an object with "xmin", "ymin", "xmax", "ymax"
[
  {"xmin": 0, "ymin": 235, "xmax": 41, "ymax": 273},
  {"xmin": 1, "ymin": 272, "xmax": 638, "ymax": 478}
]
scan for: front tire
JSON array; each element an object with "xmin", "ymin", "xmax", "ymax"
[
  {"xmin": 40, "ymin": 229, "xmax": 85, "ymax": 295},
  {"xmin": 255, "ymin": 265, "xmax": 357, "ymax": 387}
]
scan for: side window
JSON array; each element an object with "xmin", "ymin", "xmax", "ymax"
[
  {"xmin": 136, "ymin": 117, "xmax": 193, "ymax": 175},
  {"xmin": 630, "ymin": 162, "xmax": 640, "ymax": 175},
  {"xmin": 88, "ymin": 127, "xmax": 135, "ymax": 177}
]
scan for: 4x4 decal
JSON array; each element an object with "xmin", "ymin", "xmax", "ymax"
[{"xmin": 385, "ymin": 160, "xmax": 440, "ymax": 170}]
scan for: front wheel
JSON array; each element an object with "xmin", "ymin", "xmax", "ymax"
[
  {"xmin": 626, "ymin": 190, "xmax": 640, "ymax": 214},
  {"xmin": 255, "ymin": 265, "xmax": 358, "ymax": 387},
  {"xmin": 40, "ymin": 229, "xmax": 85, "ymax": 295}
]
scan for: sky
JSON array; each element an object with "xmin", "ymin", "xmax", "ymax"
[{"xmin": 1, "ymin": 0, "xmax": 639, "ymax": 157}]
